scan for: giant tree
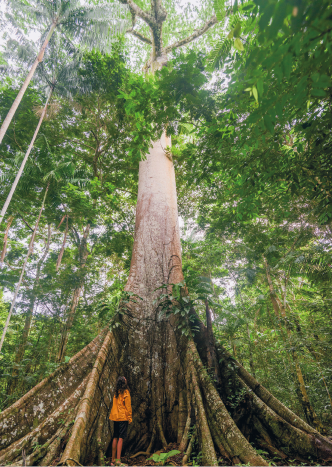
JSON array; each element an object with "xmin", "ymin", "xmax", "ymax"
[{"xmin": 1, "ymin": 1, "xmax": 332, "ymax": 466}]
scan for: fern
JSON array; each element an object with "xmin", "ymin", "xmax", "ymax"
[
  {"xmin": 206, "ymin": 37, "xmax": 232, "ymax": 71},
  {"xmin": 213, "ymin": 0, "xmax": 226, "ymax": 22}
]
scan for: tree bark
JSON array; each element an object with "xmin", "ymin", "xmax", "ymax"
[
  {"xmin": 0, "ymin": 215, "xmax": 14, "ymax": 266},
  {"xmin": 0, "ymin": 21, "xmax": 56, "ymax": 146}
]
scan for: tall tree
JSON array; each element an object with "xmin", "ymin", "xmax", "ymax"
[
  {"xmin": 0, "ymin": 184, "xmax": 49, "ymax": 353},
  {"xmin": 0, "ymin": 0, "xmax": 129, "ymax": 145},
  {"xmin": 1, "ymin": 1, "xmax": 332, "ymax": 466},
  {"xmin": 7, "ymin": 224, "xmax": 52, "ymax": 394},
  {"xmin": 0, "ymin": 33, "xmax": 84, "ymax": 226}
]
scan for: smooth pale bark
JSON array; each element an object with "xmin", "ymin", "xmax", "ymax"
[
  {"xmin": 0, "ymin": 185, "xmax": 49, "ymax": 353},
  {"xmin": 0, "ymin": 21, "xmax": 56, "ymax": 146},
  {"xmin": 0, "ymin": 215, "xmax": 14, "ymax": 265},
  {"xmin": 0, "ymin": 91, "xmax": 52, "ymax": 226},
  {"xmin": 125, "ymin": 131, "xmax": 183, "ymax": 298}
]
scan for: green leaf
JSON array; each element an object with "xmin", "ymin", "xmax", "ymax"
[
  {"xmin": 233, "ymin": 22, "xmax": 241, "ymax": 38},
  {"xmin": 257, "ymin": 79, "xmax": 263, "ymax": 96},
  {"xmin": 252, "ymin": 85, "xmax": 258, "ymax": 102},
  {"xmin": 213, "ymin": 0, "xmax": 225, "ymax": 22},
  {"xmin": 234, "ymin": 37, "xmax": 244, "ymax": 52}
]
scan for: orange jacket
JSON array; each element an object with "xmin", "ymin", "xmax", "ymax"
[{"xmin": 109, "ymin": 389, "xmax": 132, "ymax": 423}]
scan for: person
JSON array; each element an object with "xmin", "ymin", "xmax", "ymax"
[{"xmin": 109, "ymin": 376, "xmax": 132, "ymax": 466}]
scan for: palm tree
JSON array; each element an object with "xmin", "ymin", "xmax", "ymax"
[
  {"xmin": 0, "ymin": 0, "xmax": 129, "ymax": 146},
  {"xmin": 0, "ymin": 34, "xmax": 91, "ymax": 225}
]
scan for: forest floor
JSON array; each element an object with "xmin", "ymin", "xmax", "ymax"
[
  {"xmin": 49, "ymin": 436, "xmax": 332, "ymax": 466},
  {"xmin": 102, "ymin": 440, "xmax": 332, "ymax": 467}
]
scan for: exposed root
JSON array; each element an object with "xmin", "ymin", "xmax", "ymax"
[
  {"xmin": 39, "ymin": 429, "xmax": 65, "ymax": 466},
  {"xmin": 182, "ymin": 426, "xmax": 196, "ymax": 466},
  {"xmin": 130, "ymin": 451, "xmax": 150, "ymax": 458},
  {"xmin": 59, "ymin": 332, "xmax": 114, "ymax": 466},
  {"xmin": 239, "ymin": 378, "xmax": 332, "ymax": 460},
  {"xmin": 257, "ymin": 438, "xmax": 287, "ymax": 460},
  {"xmin": 220, "ymin": 345, "xmax": 319, "ymax": 434},
  {"xmin": 156, "ymin": 412, "xmax": 168, "ymax": 448},
  {"xmin": 146, "ymin": 423, "xmax": 156, "ymax": 454},
  {"xmin": 178, "ymin": 406, "xmax": 191, "ymax": 452},
  {"xmin": 187, "ymin": 339, "xmax": 268, "ymax": 466},
  {"xmin": 0, "ymin": 374, "xmax": 88, "ymax": 465},
  {"xmin": 187, "ymin": 346, "xmax": 218, "ymax": 466},
  {"xmin": 206, "ymin": 405, "xmax": 232, "ymax": 463},
  {"xmin": 0, "ymin": 328, "xmax": 107, "ymax": 452},
  {"xmin": 177, "ymin": 389, "xmax": 187, "ymax": 444},
  {"xmin": 63, "ymin": 457, "xmax": 83, "ymax": 466},
  {"xmin": 96, "ymin": 408, "xmax": 107, "ymax": 466}
]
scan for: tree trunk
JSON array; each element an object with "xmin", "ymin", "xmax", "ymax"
[
  {"xmin": 56, "ymin": 224, "xmax": 90, "ymax": 363},
  {"xmin": 7, "ymin": 225, "xmax": 52, "ymax": 395},
  {"xmin": 0, "ymin": 216, "xmax": 14, "ymax": 266},
  {"xmin": 0, "ymin": 89, "xmax": 53, "ymax": 225},
  {"xmin": 0, "ymin": 21, "xmax": 56, "ymax": 147},
  {"xmin": 1, "ymin": 134, "xmax": 332, "ymax": 466},
  {"xmin": 56, "ymin": 215, "xmax": 68, "ymax": 271},
  {"xmin": 205, "ymin": 300, "xmax": 222, "ymax": 388}
]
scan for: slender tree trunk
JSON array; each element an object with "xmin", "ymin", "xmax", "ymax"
[
  {"xmin": 238, "ymin": 288, "xmax": 256, "ymax": 377},
  {"xmin": 205, "ymin": 299, "xmax": 222, "ymax": 387},
  {"xmin": 56, "ymin": 215, "xmax": 68, "ymax": 271},
  {"xmin": 0, "ymin": 184, "xmax": 49, "ymax": 353},
  {"xmin": 0, "ymin": 21, "xmax": 56, "ymax": 146},
  {"xmin": 56, "ymin": 224, "xmax": 90, "ymax": 363},
  {"xmin": 56, "ymin": 285, "xmax": 83, "ymax": 363},
  {"xmin": 246, "ymin": 322, "xmax": 256, "ymax": 378},
  {"xmin": 263, "ymin": 255, "xmax": 321, "ymax": 429},
  {"xmin": 0, "ymin": 215, "xmax": 14, "ymax": 265},
  {"xmin": 7, "ymin": 225, "xmax": 52, "ymax": 394},
  {"xmin": 0, "ymin": 90, "xmax": 53, "ymax": 225}
]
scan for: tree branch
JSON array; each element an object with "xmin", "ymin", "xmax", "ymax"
[
  {"xmin": 18, "ymin": 214, "xmax": 34, "ymax": 233},
  {"xmin": 120, "ymin": 0, "xmax": 156, "ymax": 28},
  {"xmin": 165, "ymin": 15, "xmax": 218, "ymax": 53},
  {"xmin": 127, "ymin": 28, "xmax": 152, "ymax": 44}
]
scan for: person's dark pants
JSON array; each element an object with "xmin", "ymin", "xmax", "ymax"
[{"xmin": 113, "ymin": 420, "xmax": 128, "ymax": 439}]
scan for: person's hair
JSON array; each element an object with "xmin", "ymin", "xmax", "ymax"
[{"xmin": 115, "ymin": 376, "xmax": 129, "ymax": 398}]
